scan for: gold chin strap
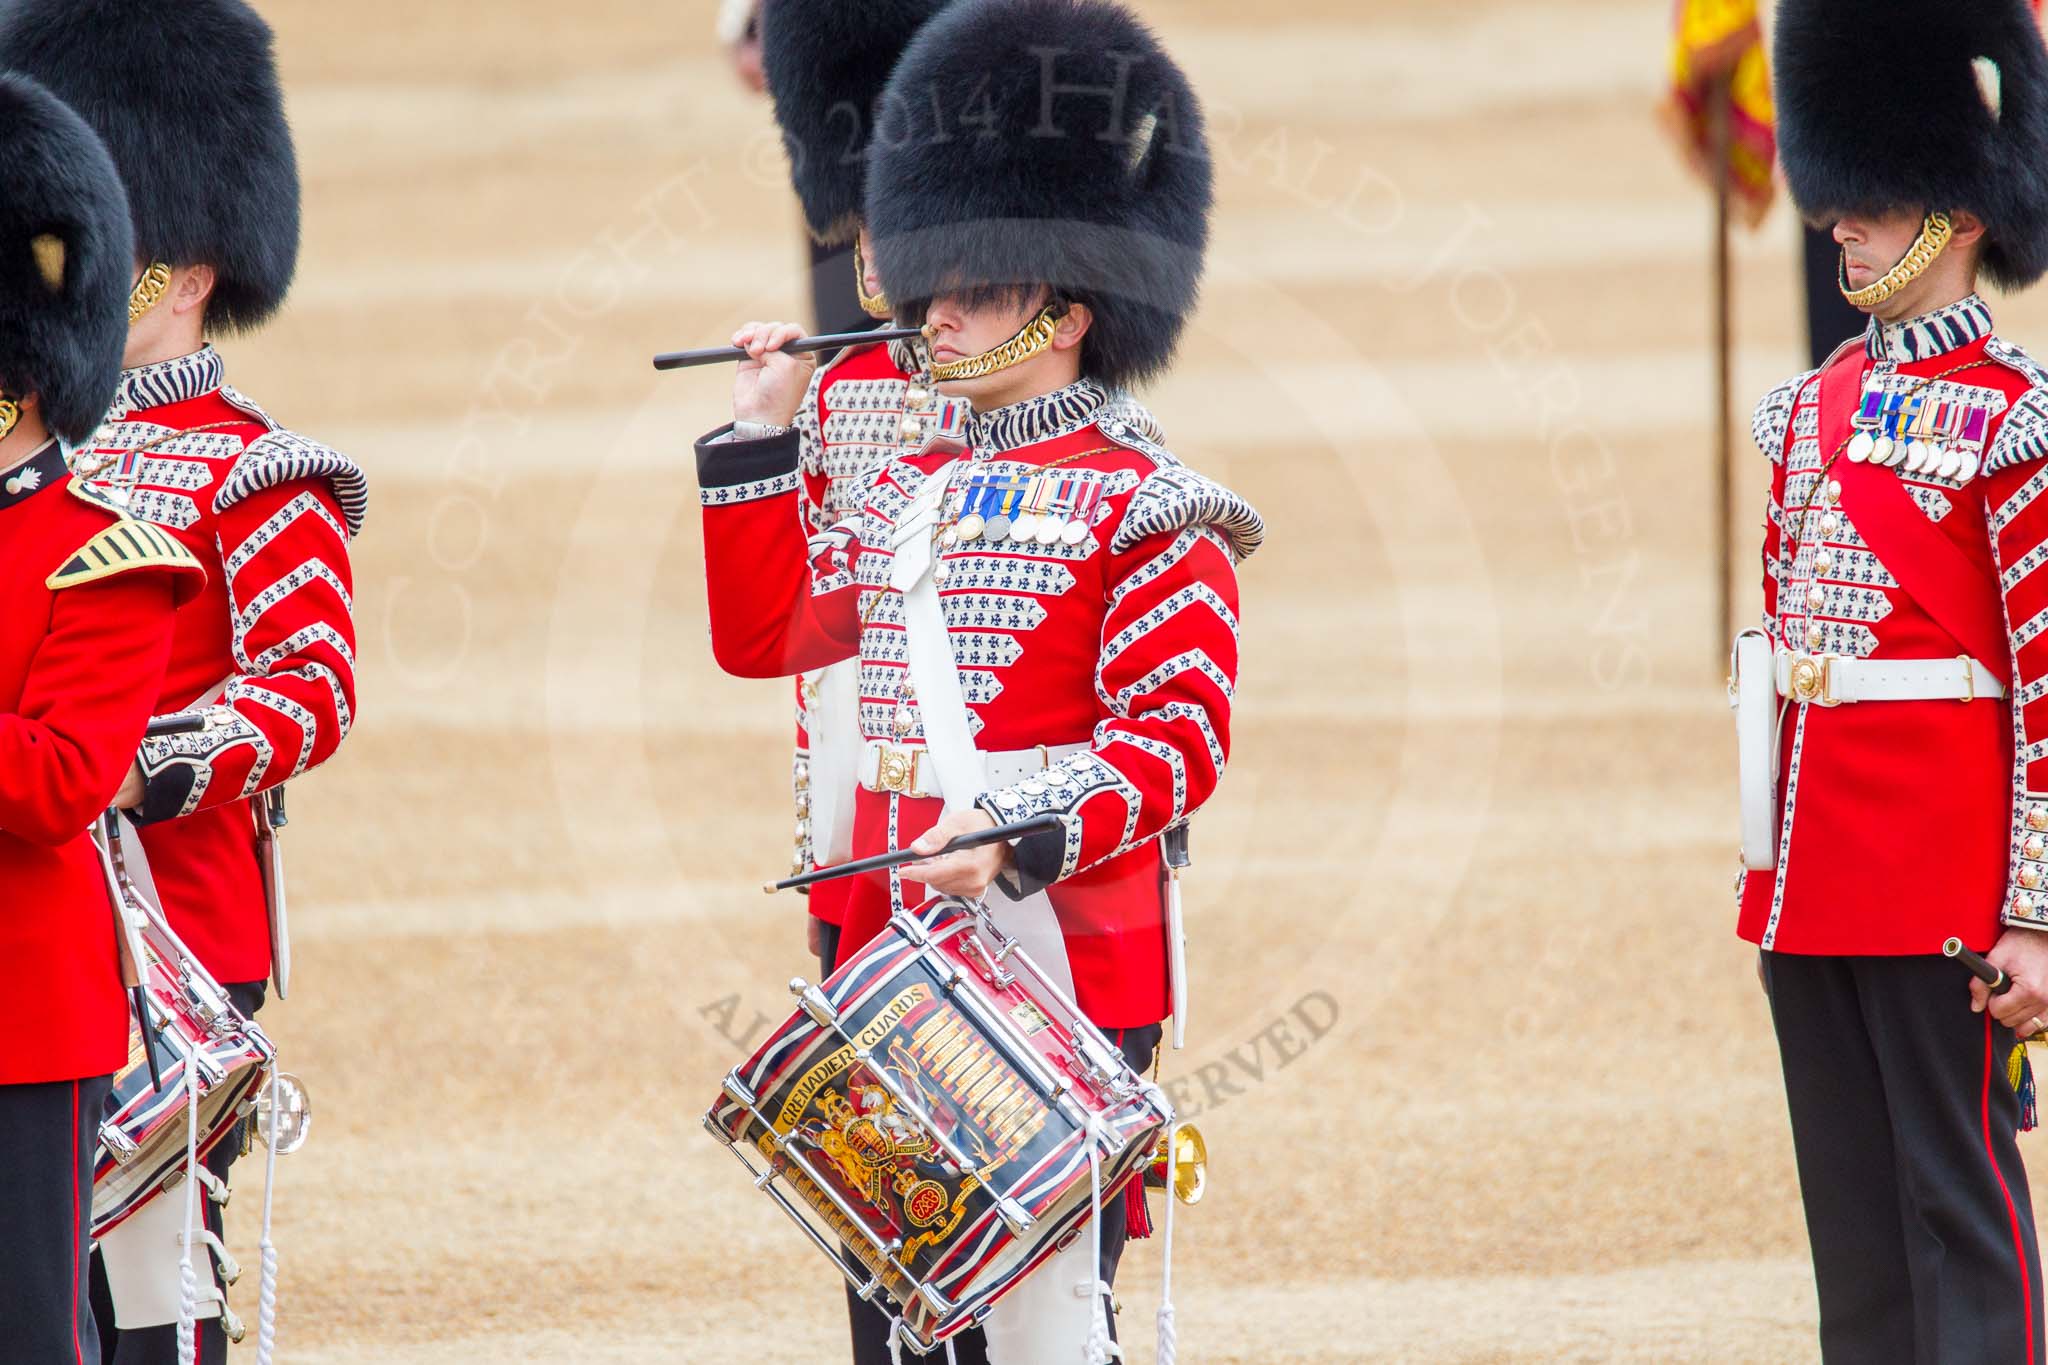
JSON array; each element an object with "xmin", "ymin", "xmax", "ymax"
[
  {"xmin": 1839, "ymin": 212, "xmax": 1954, "ymax": 309},
  {"xmin": 927, "ymin": 304, "xmax": 1064, "ymax": 383},
  {"xmin": 853, "ymin": 238, "xmax": 892, "ymax": 321},
  {"xmin": 0, "ymin": 395, "xmax": 18, "ymax": 443},
  {"xmin": 128, "ymin": 262, "xmax": 173, "ymax": 325}
]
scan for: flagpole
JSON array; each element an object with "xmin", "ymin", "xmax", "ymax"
[{"xmin": 1711, "ymin": 70, "xmax": 1735, "ymax": 663}]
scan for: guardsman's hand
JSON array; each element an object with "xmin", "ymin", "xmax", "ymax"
[
  {"xmin": 1972, "ymin": 927, "xmax": 2048, "ymax": 1038},
  {"xmin": 905, "ymin": 807, "xmax": 1011, "ymax": 900},
  {"xmin": 113, "ymin": 761, "xmax": 143, "ymax": 812},
  {"xmin": 732, "ymin": 320, "xmax": 815, "ymax": 429}
]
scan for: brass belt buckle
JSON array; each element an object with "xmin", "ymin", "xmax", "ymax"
[
  {"xmin": 1788, "ymin": 653, "xmax": 1839, "ymax": 706},
  {"xmin": 1959, "ymin": 654, "xmax": 1976, "ymax": 704},
  {"xmin": 875, "ymin": 746, "xmax": 917, "ymax": 795}
]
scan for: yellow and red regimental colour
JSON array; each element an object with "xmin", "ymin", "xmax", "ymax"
[{"xmin": 1662, "ymin": 0, "xmax": 1777, "ymax": 228}]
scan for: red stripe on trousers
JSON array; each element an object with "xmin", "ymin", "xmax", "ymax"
[
  {"xmin": 1983, "ymin": 1012, "xmax": 2036, "ymax": 1364},
  {"xmin": 70, "ymin": 1080, "xmax": 83, "ymax": 1365}
]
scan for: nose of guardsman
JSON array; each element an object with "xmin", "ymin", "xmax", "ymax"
[{"xmin": 924, "ymin": 300, "xmax": 963, "ymax": 355}]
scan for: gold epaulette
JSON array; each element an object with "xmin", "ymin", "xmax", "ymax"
[{"xmin": 46, "ymin": 518, "xmax": 202, "ymax": 591}]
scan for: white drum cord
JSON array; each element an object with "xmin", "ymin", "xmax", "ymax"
[
  {"xmin": 256, "ymin": 1067, "xmax": 282, "ymax": 1365},
  {"xmin": 1084, "ymin": 1118, "xmax": 1120, "ymax": 1365},
  {"xmin": 1156, "ymin": 1120, "xmax": 1178, "ymax": 1365},
  {"xmin": 176, "ymin": 1064, "xmax": 200, "ymax": 1365}
]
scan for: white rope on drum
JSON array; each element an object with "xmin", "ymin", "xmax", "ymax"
[
  {"xmin": 1083, "ymin": 1117, "xmax": 1118, "ymax": 1365},
  {"xmin": 255, "ymin": 1067, "xmax": 283, "ymax": 1365},
  {"xmin": 176, "ymin": 1060, "xmax": 200, "ymax": 1365},
  {"xmin": 1156, "ymin": 1119, "xmax": 1178, "ymax": 1365}
]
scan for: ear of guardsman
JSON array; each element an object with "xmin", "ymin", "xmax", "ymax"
[
  {"xmin": 865, "ymin": 0, "xmax": 1213, "ymax": 390},
  {"xmin": 0, "ymin": 71, "xmax": 134, "ymax": 447},
  {"xmin": 0, "ymin": 0, "xmax": 301, "ymax": 333}
]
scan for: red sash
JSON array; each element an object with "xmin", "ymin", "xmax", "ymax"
[{"xmin": 1815, "ymin": 343, "xmax": 2014, "ymax": 687}]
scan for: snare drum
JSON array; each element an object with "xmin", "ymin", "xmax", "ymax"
[
  {"xmin": 92, "ymin": 888, "xmax": 275, "ymax": 1238},
  {"xmin": 706, "ymin": 896, "xmax": 1173, "ymax": 1354}
]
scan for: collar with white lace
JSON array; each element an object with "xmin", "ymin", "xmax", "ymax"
[
  {"xmin": 1865, "ymin": 294, "xmax": 1995, "ymax": 364},
  {"xmin": 970, "ymin": 380, "xmax": 1120, "ymax": 457},
  {"xmin": 111, "ymin": 345, "xmax": 225, "ymax": 416}
]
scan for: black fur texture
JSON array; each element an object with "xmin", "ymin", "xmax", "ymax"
[
  {"xmin": 1776, "ymin": 0, "xmax": 2048, "ymax": 289},
  {"xmin": 0, "ymin": 74, "xmax": 134, "ymax": 445},
  {"xmin": 0, "ymin": 0, "xmax": 300, "ymax": 331},
  {"xmin": 865, "ymin": 0, "xmax": 1213, "ymax": 389},
  {"xmin": 761, "ymin": 0, "xmax": 954, "ymax": 245}
]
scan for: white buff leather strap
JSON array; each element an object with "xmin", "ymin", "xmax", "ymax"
[
  {"xmin": 1730, "ymin": 631, "xmax": 1779, "ymax": 872},
  {"xmin": 1772, "ymin": 650, "xmax": 2004, "ymax": 704},
  {"xmin": 806, "ymin": 659, "xmax": 862, "ymax": 865},
  {"xmin": 890, "ymin": 462, "xmax": 984, "ymax": 812}
]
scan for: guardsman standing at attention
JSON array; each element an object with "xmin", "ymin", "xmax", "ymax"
[
  {"xmin": 0, "ymin": 72, "xmax": 203, "ymax": 1363},
  {"xmin": 1735, "ymin": 2, "xmax": 2048, "ymax": 1359},
  {"xmin": 694, "ymin": 2, "xmax": 1253, "ymax": 1357},
  {"xmin": 0, "ymin": 1, "xmax": 366, "ymax": 1357}
]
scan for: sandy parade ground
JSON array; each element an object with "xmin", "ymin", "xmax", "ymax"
[{"xmin": 168, "ymin": 2, "xmax": 2048, "ymax": 1360}]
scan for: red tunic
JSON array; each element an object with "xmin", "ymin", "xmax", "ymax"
[
  {"xmin": 1741, "ymin": 295, "xmax": 2048, "ymax": 954},
  {"xmin": 74, "ymin": 348, "xmax": 365, "ymax": 984},
  {"xmin": 0, "ymin": 443, "xmax": 203, "ymax": 1083},
  {"xmin": 698, "ymin": 381, "xmax": 1260, "ymax": 1026}
]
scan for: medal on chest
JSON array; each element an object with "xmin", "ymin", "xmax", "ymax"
[{"xmin": 1846, "ymin": 374, "xmax": 1996, "ymax": 481}]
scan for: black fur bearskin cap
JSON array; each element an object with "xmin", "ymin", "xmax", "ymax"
[
  {"xmin": 1775, "ymin": 0, "xmax": 2048, "ymax": 289},
  {"xmin": 761, "ymin": 0, "xmax": 955, "ymax": 245},
  {"xmin": 865, "ymin": 0, "xmax": 1213, "ymax": 389},
  {"xmin": 0, "ymin": 0, "xmax": 301, "ymax": 331},
  {"xmin": 0, "ymin": 74, "xmax": 135, "ymax": 446}
]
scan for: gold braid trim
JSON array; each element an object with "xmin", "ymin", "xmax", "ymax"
[
  {"xmin": 928, "ymin": 305, "xmax": 1063, "ymax": 382},
  {"xmin": 1839, "ymin": 213, "xmax": 1953, "ymax": 310},
  {"xmin": 853, "ymin": 237, "xmax": 892, "ymax": 321},
  {"xmin": 128, "ymin": 262, "xmax": 173, "ymax": 324}
]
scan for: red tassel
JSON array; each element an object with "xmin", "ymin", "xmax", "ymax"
[{"xmin": 1123, "ymin": 1177, "xmax": 1153, "ymax": 1240}]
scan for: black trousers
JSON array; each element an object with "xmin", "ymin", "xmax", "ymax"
[
  {"xmin": 0, "ymin": 1074, "xmax": 111, "ymax": 1364},
  {"xmin": 89, "ymin": 979, "xmax": 267, "ymax": 1365},
  {"xmin": 1802, "ymin": 222, "xmax": 1868, "ymax": 369},
  {"xmin": 1764, "ymin": 952, "xmax": 2045, "ymax": 1364}
]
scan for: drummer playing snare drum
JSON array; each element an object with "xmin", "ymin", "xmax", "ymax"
[{"xmin": 691, "ymin": 3, "xmax": 1259, "ymax": 1356}]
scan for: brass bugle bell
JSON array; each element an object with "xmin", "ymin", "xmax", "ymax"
[{"xmin": 1146, "ymin": 1124, "xmax": 1206, "ymax": 1205}]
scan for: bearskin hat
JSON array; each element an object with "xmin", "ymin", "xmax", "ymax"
[
  {"xmin": 761, "ymin": 0, "xmax": 955, "ymax": 245},
  {"xmin": 0, "ymin": 0, "xmax": 300, "ymax": 331},
  {"xmin": 1775, "ymin": 0, "xmax": 2048, "ymax": 290},
  {"xmin": 865, "ymin": 0, "xmax": 1213, "ymax": 389},
  {"xmin": 0, "ymin": 74, "xmax": 135, "ymax": 446}
]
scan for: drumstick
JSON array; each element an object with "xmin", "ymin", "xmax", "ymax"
[
  {"xmin": 145, "ymin": 714, "xmax": 208, "ymax": 737},
  {"xmin": 653, "ymin": 326, "xmax": 928, "ymax": 372},
  {"xmin": 1944, "ymin": 936, "xmax": 2014, "ymax": 995},
  {"xmin": 764, "ymin": 814, "xmax": 1064, "ymax": 893}
]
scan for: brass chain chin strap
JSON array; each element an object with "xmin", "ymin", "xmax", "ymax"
[
  {"xmin": 927, "ymin": 305, "xmax": 1064, "ymax": 382},
  {"xmin": 1839, "ymin": 212, "xmax": 1954, "ymax": 309},
  {"xmin": 0, "ymin": 396, "xmax": 18, "ymax": 443},
  {"xmin": 853, "ymin": 238, "xmax": 892, "ymax": 321},
  {"xmin": 127, "ymin": 262, "xmax": 173, "ymax": 325}
]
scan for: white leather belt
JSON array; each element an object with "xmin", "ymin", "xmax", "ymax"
[
  {"xmin": 859, "ymin": 739, "xmax": 1088, "ymax": 801},
  {"xmin": 1772, "ymin": 651, "xmax": 2004, "ymax": 705}
]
